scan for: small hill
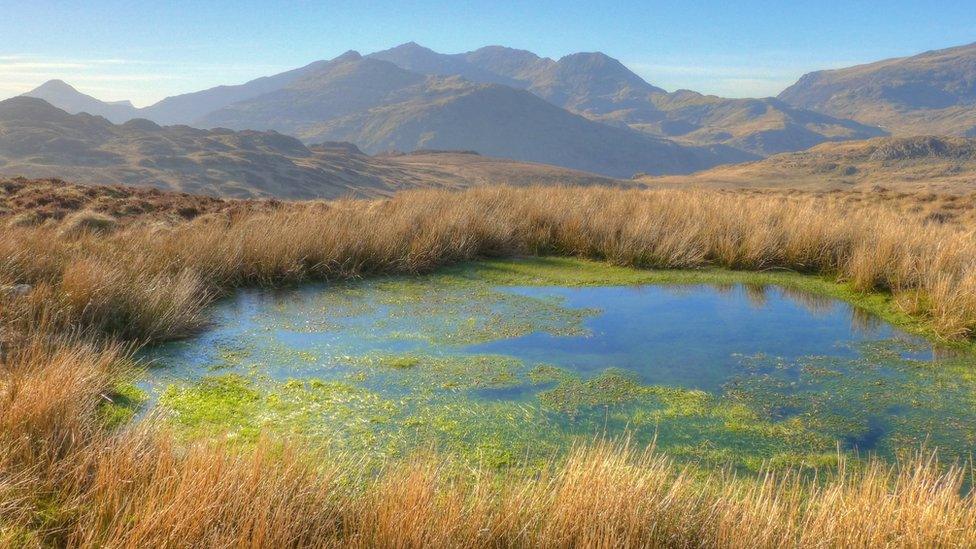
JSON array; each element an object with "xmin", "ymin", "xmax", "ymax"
[
  {"xmin": 779, "ymin": 42, "xmax": 976, "ymax": 136},
  {"xmin": 640, "ymin": 136, "xmax": 976, "ymax": 193},
  {"xmin": 22, "ymin": 80, "xmax": 139, "ymax": 123},
  {"xmin": 0, "ymin": 176, "xmax": 249, "ymax": 226},
  {"xmin": 0, "ymin": 97, "xmax": 628, "ymax": 199}
]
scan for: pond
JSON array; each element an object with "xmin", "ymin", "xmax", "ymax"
[{"xmin": 139, "ymin": 258, "xmax": 976, "ymax": 471}]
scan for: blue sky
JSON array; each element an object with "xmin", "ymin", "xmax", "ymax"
[{"xmin": 2, "ymin": 0, "xmax": 974, "ymax": 106}]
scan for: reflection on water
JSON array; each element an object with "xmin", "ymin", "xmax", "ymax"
[{"xmin": 140, "ymin": 273, "xmax": 976, "ymax": 470}]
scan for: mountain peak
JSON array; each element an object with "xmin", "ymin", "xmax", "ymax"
[
  {"xmin": 388, "ymin": 41, "xmax": 434, "ymax": 53},
  {"xmin": 557, "ymin": 51, "xmax": 624, "ymax": 70},
  {"xmin": 334, "ymin": 50, "xmax": 363, "ymax": 62},
  {"xmin": 21, "ymin": 79, "xmax": 139, "ymax": 123},
  {"xmin": 29, "ymin": 79, "xmax": 79, "ymax": 94}
]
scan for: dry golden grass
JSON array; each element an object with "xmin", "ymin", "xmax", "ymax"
[
  {"xmin": 2, "ymin": 342, "xmax": 974, "ymax": 548},
  {"xmin": 2, "ymin": 185, "xmax": 974, "ymax": 342},
  {"xmin": 2, "ymin": 184, "xmax": 976, "ymax": 546}
]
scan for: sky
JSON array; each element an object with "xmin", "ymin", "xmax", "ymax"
[{"xmin": 1, "ymin": 1, "xmax": 975, "ymax": 107}]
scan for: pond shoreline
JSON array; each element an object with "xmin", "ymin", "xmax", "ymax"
[{"xmin": 129, "ymin": 257, "xmax": 976, "ymax": 473}]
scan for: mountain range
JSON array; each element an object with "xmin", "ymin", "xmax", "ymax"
[
  {"xmin": 21, "ymin": 50, "xmax": 753, "ymax": 178},
  {"xmin": 12, "ymin": 40, "xmax": 976, "ymax": 187},
  {"xmin": 367, "ymin": 43, "xmax": 885, "ymax": 156},
  {"xmin": 17, "ymin": 42, "xmax": 896, "ymax": 177},
  {"xmin": 0, "ymin": 96, "xmax": 623, "ymax": 199}
]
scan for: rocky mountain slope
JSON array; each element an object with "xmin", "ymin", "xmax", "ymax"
[
  {"xmin": 779, "ymin": 42, "xmax": 976, "ymax": 136},
  {"xmin": 641, "ymin": 136, "xmax": 976, "ymax": 193}
]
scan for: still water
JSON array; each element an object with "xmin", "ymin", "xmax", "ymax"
[{"xmin": 140, "ymin": 265, "xmax": 976, "ymax": 470}]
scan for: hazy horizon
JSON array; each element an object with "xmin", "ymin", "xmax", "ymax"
[{"xmin": 3, "ymin": 1, "xmax": 975, "ymax": 106}]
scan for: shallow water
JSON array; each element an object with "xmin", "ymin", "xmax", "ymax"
[{"xmin": 140, "ymin": 262, "xmax": 976, "ymax": 470}]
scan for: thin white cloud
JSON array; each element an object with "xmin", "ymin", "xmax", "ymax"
[
  {"xmin": 0, "ymin": 54, "xmax": 293, "ymax": 106},
  {"xmin": 622, "ymin": 55, "xmax": 872, "ymax": 98},
  {"xmin": 0, "ymin": 62, "xmax": 93, "ymax": 70}
]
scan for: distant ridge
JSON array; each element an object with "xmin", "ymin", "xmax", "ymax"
[
  {"xmin": 0, "ymin": 97, "xmax": 627, "ymax": 198},
  {"xmin": 779, "ymin": 42, "xmax": 976, "ymax": 136},
  {"xmin": 640, "ymin": 136, "xmax": 976, "ymax": 193},
  {"xmin": 22, "ymin": 80, "xmax": 139, "ymax": 123}
]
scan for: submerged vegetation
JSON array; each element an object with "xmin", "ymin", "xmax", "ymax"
[{"xmin": 2, "ymin": 185, "xmax": 976, "ymax": 545}]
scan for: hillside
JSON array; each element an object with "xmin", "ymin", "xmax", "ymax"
[
  {"xmin": 0, "ymin": 176, "xmax": 255, "ymax": 226},
  {"xmin": 23, "ymin": 80, "xmax": 139, "ymax": 124},
  {"xmin": 640, "ymin": 136, "xmax": 976, "ymax": 193},
  {"xmin": 21, "ymin": 44, "xmax": 884, "ymax": 168},
  {"xmin": 779, "ymin": 42, "xmax": 976, "ymax": 136},
  {"xmin": 369, "ymin": 42, "xmax": 884, "ymax": 155},
  {"xmin": 371, "ymin": 43, "xmax": 666, "ymax": 123},
  {"xmin": 0, "ymin": 97, "xmax": 629, "ymax": 199},
  {"xmin": 195, "ymin": 53, "xmax": 753, "ymax": 177}
]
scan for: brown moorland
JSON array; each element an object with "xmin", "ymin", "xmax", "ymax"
[
  {"xmin": 642, "ymin": 136, "xmax": 976, "ymax": 195},
  {"xmin": 1, "ymin": 183, "xmax": 976, "ymax": 546}
]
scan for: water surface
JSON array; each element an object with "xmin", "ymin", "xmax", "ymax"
[{"xmin": 140, "ymin": 262, "xmax": 976, "ymax": 470}]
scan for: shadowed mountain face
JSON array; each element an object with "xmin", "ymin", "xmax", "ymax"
[
  {"xmin": 779, "ymin": 42, "xmax": 976, "ymax": 136},
  {"xmin": 0, "ymin": 97, "xmax": 627, "ymax": 198},
  {"xmin": 640, "ymin": 136, "xmax": 976, "ymax": 193},
  {"xmin": 194, "ymin": 54, "xmax": 754, "ymax": 177},
  {"xmin": 368, "ymin": 43, "xmax": 885, "ymax": 155}
]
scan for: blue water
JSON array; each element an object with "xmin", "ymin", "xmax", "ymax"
[
  {"xmin": 139, "ymin": 274, "xmax": 976, "ymax": 468},
  {"xmin": 468, "ymin": 285, "xmax": 922, "ymax": 391}
]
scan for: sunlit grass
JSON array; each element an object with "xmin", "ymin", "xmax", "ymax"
[{"xmin": 2, "ymin": 185, "xmax": 976, "ymax": 546}]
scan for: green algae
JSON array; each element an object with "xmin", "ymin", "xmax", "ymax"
[
  {"xmin": 156, "ymin": 370, "xmax": 562, "ymax": 468},
  {"xmin": 353, "ymin": 353, "xmax": 525, "ymax": 391},
  {"xmin": 142, "ymin": 257, "xmax": 976, "ymax": 474},
  {"xmin": 537, "ymin": 369, "xmax": 648, "ymax": 413},
  {"xmin": 97, "ymin": 382, "xmax": 146, "ymax": 429},
  {"xmin": 156, "ymin": 355, "xmax": 866, "ymax": 473}
]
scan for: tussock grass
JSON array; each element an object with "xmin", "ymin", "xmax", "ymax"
[
  {"xmin": 2, "ymin": 185, "xmax": 974, "ymax": 341},
  {"xmin": 57, "ymin": 210, "xmax": 118, "ymax": 238},
  {"xmin": 2, "ymin": 342, "xmax": 975, "ymax": 548},
  {"xmin": 2, "ymin": 185, "xmax": 976, "ymax": 546}
]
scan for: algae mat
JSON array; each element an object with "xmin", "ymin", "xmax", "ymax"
[{"xmin": 139, "ymin": 258, "xmax": 976, "ymax": 471}]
